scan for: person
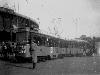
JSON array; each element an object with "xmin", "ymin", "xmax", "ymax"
[
  {"xmin": 31, "ymin": 41, "xmax": 38, "ymax": 69},
  {"xmin": 2, "ymin": 41, "xmax": 8, "ymax": 59}
]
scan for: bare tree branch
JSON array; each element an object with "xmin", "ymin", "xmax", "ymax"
[{"xmin": 25, "ymin": 0, "xmax": 28, "ymax": 4}]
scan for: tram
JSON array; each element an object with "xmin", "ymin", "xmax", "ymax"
[
  {"xmin": 0, "ymin": 7, "xmax": 39, "ymax": 58},
  {"xmin": 0, "ymin": 7, "xmax": 95, "ymax": 61},
  {"xmin": 15, "ymin": 28, "xmax": 95, "ymax": 62}
]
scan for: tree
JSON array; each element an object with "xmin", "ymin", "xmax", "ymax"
[{"xmin": 48, "ymin": 17, "xmax": 63, "ymax": 38}]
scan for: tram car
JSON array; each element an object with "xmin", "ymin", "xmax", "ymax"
[
  {"xmin": 65, "ymin": 39, "xmax": 94, "ymax": 57},
  {"xmin": 14, "ymin": 28, "xmax": 95, "ymax": 62},
  {"xmin": 0, "ymin": 7, "xmax": 94, "ymax": 61},
  {"xmin": 14, "ymin": 30, "xmax": 61, "ymax": 61},
  {"xmin": 0, "ymin": 7, "xmax": 39, "ymax": 59}
]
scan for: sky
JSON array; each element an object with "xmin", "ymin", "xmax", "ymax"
[{"xmin": 0, "ymin": 0, "xmax": 100, "ymax": 39}]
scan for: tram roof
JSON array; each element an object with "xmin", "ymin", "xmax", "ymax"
[
  {"xmin": 30, "ymin": 30, "xmax": 68, "ymax": 43},
  {"xmin": 30, "ymin": 30, "xmax": 58, "ymax": 39},
  {"xmin": 0, "ymin": 7, "xmax": 39, "ymax": 27},
  {"xmin": 71, "ymin": 39, "xmax": 88, "ymax": 43},
  {"xmin": 14, "ymin": 12, "xmax": 38, "ymax": 26}
]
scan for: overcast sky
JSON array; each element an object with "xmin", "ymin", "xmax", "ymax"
[{"xmin": 0, "ymin": 0, "xmax": 100, "ymax": 39}]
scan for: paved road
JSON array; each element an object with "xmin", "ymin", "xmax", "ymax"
[{"xmin": 0, "ymin": 56, "xmax": 100, "ymax": 75}]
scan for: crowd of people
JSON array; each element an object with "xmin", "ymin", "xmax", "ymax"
[
  {"xmin": 0, "ymin": 41, "xmax": 16, "ymax": 59},
  {"xmin": 0, "ymin": 41, "xmax": 38, "ymax": 69}
]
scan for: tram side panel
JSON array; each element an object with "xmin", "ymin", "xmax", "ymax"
[{"xmin": 16, "ymin": 44, "xmax": 59, "ymax": 60}]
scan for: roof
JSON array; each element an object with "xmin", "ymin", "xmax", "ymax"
[
  {"xmin": 72, "ymin": 39, "xmax": 88, "ymax": 43},
  {"xmin": 0, "ymin": 7, "xmax": 39, "ymax": 32},
  {"xmin": 0, "ymin": 7, "xmax": 39, "ymax": 27},
  {"xmin": 14, "ymin": 12, "xmax": 38, "ymax": 25},
  {"xmin": 0, "ymin": 7, "xmax": 14, "ymax": 14}
]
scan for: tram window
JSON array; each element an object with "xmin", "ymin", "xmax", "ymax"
[
  {"xmin": 40, "ymin": 37, "xmax": 46, "ymax": 46},
  {"xmin": 46, "ymin": 39, "xmax": 54, "ymax": 47},
  {"xmin": 46, "ymin": 40, "xmax": 50, "ymax": 47},
  {"xmin": 47, "ymin": 38, "xmax": 48, "ymax": 41},
  {"xmin": 0, "ymin": 15, "xmax": 3, "ymax": 31},
  {"xmin": 4, "ymin": 18, "xmax": 11, "ymax": 32},
  {"xmin": 32, "ymin": 36, "xmax": 39, "ymax": 45},
  {"xmin": 54, "ymin": 39, "xmax": 58, "ymax": 47},
  {"xmin": 41, "ymin": 37, "xmax": 46, "ymax": 46},
  {"xmin": 16, "ymin": 32, "xmax": 27, "ymax": 42},
  {"xmin": 33, "ymin": 36, "xmax": 46, "ymax": 46}
]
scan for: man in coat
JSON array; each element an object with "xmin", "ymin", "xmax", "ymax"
[{"xmin": 31, "ymin": 41, "xmax": 38, "ymax": 69}]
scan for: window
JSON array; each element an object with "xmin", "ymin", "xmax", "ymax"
[
  {"xmin": 16, "ymin": 32, "xmax": 27, "ymax": 42},
  {"xmin": 0, "ymin": 15, "xmax": 3, "ymax": 31}
]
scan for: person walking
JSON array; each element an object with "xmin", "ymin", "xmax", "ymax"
[{"xmin": 31, "ymin": 41, "xmax": 38, "ymax": 69}]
